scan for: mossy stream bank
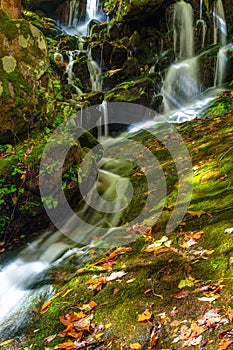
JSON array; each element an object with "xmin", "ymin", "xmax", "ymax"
[{"xmin": 2, "ymin": 91, "xmax": 233, "ymax": 350}]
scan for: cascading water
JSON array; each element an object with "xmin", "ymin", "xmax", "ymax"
[
  {"xmin": 161, "ymin": 0, "xmax": 230, "ymax": 121},
  {"xmin": 162, "ymin": 0, "xmax": 200, "ymax": 114},
  {"xmin": 213, "ymin": 0, "xmax": 227, "ymax": 46},
  {"xmin": 66, "ymin": 51, "xmax": 83, "ymax": 95},
  {"xmin": 173, "ymin": 0, "xmax": 194, "ymax": 59}
]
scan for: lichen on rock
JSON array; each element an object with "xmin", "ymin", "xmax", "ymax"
[{"xmin": 2, "ymin": 55, "xmax": 17, "ymax": 73}]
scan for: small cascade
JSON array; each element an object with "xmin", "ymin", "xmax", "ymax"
[
  {"xmin": 97, "ymin": 100, "xmax": 109, "ymax": 138},
  {"xmin": 196, "ymin": 19, "xmax": 207, "ymax": 49},
  {"xmin": 212, "ymin": 0, "xmax": 229, "ymax": 87},
  {"xmin": 66, "ymin": 51, "xmax": 83, "ymax": 95},
  {"xmin": 87, "ymin": 50, "xmax": 102, "ymax": 91},
  {"xmin": 162, "ymin": 0, "xmax": 200, "ymax": 114},
  {"xmin": 173, "ymin": 0, "xmax": 194, "ymax": 59},
  {"xmin": 86, "ymin": 0, "xmax": 99, "ymax": 20},
  {"xmin": 162, "ymin": 57, "xmax": 199, "ymax": 113},
  {"xmin": 213, "ymin": 0, "xmax": 227, "ymax": 46},
  {"xmin": 68, "ymin": 0, "xmax": 80, "ymax": 28},
  {"xmin": 214, "ymin": 43, "xmax": 232, "ymax": 86}
]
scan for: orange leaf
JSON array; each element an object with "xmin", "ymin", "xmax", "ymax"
[
  {"xmin": 218, "ymin": 328, "xmax": 233, "ymax": 338},
  {"xmin": 78, "ymin": 301, "xmax": 97, "ymax": 312},
  {"xmin": 59, "ymin": 312, "xmax": 86, "ymax": 326},
  {"xmin": 138, "ymin": 309, "xmax": 152, "ymax": 322},
  {"xmin": 172, "ymin": 290, "xmax": 189, "ymax": 299},
  {"xmin": 217, "ymin": 338, "xmax": 233, "ymax": 350},
  {"xmin": 40, "ymin": 299, "xmax": 52, "ymax": 314},
  {"xmin": 58, "ymin": 340, "xmax": 76, "ymax": 349}
]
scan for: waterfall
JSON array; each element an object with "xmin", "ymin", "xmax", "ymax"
[
  {"xmin": 162, "ymin": 57, "xmax": 199, "ymax": 113},
  {"xmin": 87, "ymin": 50, "xmax": 102, "ymax": 91},
  {"xmin": 86, "ymin": 0, "xmax": 99, "ymax": 20},
  {"xmin": 97, "ymin": 100, "xmax": 109, "ymax": 138},
  {"xmin": 68, "ymin": 0, "xmax": 80, "ymax": 28},
  {"xmin": 66, "ymin": 51, "xmax": 83, "ymax": 95},
  {"xmin": 214, "ymin": 43, "xmax": 232, "ymax": 86},
  {"xmin": 173, "ymin": 0, "xmax": 194, "ymax": 59},
  {"xmin": 162, "ymin": 0, "xmax": 200, "ymax": 114},
  {"xmin": 213, "ymin": 0, "xmax": 227, "ymax": 46}
]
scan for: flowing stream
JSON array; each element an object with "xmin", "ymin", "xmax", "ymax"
[{"xmin": 0, "ymin": 0, "xmax": 232, "ymax": 344}]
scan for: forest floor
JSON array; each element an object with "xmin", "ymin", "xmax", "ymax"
[{"xmin": 2, "ymin": 91, "xmax": 233, "ymax": 349}]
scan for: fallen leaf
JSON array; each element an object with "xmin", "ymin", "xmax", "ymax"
[
  {"xmin": 113, "ymin": 288, "xmax": 119, "ymax": 295},
  {"xmin": 150, "ymin": 326, "xmax": 158, "ymax": 347},
  {"xmin": 59, "ymin": 312, "xmax": 86, "ymax": 326},
  {"xmin": 0, "ymin": 339, "xmax": 14, "ymax": 346},
  {"xmin": 197, "ymin": 296, "xmax": 217, "ymax": 302},
  {"xmin": 178, "ymin": 278, "xmax": 194, "ymax": 289},
  {"xmin": 218, "ymin": 327, "xmax": 233, "ymax": 338},
  {"xmin": 62, "ymin": 288, "xmax": 73, "ymax": 298},
  {"xmin": 130, "ymin": 343, "xmax": 142, "ymax": 349},
  {"xmin": 40, "ymin": 299, "xmax": 52, "ymax": 314},
  {"xmin": 217, "ymin": 338, "xmax": 233, "ymax": 350},
  {"xmin": 106, "ymin": 271, "xmax": 127, "ymax": 282},
  {"xmin": 44, "ymin": 334, "xmax": 57, "ymax": 343},
  {"xmin": 172, "ymin": 290, "xmax": 189, "ymax": 299},
  {"xmin": 187, "ymin": 210, "xmax": 206, "ymax": 218},
  {"xmin": 77, "ymin": 301, "xmax": 97, "ymax": 312},
  {"xmin": 138, "ymin": 309, "xmax": 152, "ymax": 322},
  {"xmin": 57, "ymin": 340, "xmax": 76, "ymax": 349}
]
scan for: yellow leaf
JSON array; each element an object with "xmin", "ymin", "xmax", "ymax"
[
  {"xmin": 178, "ymin": 278, "xmax": 194, "ymax": 289},
  {"xmin": 0, "ymin": 339, "xmax": 14, "ymax": 346},
  {"xmin": 105, "ymin": 323, "xmax": 112, "ymax": 329},
  {"xmin": 62, "ymin": 288, "xmax": 73, "ymax": 298},
  {"xmin": 40, "ymin": 299, "xmax": 52, "ymax": 314},
  {"xmin": 130, "ymin": 343, "xmax": 142, "ymax": 349},
  {"xmin": 138, "ymin": 309, "xmax": 152, "ymax": 322},
  {"xmin": 95, "ymin": 332, "xmax": 104, "ymax": 339},
  {"xmin": 187, "ymin": 210, "xmax": 206, "ymax": 218}
]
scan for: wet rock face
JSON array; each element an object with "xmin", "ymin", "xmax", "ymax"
[{"xmin": 0, "ymin": 9, "xmax": 54, "ymax": 144}]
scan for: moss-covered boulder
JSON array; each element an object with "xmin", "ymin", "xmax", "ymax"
[
  {"xmin": 0, "ymin": 9, "xmax": 54, "ymax": 143},
  {"xmin": 105, "ymin": 76, "xmax": 162, "ymax": 110}
]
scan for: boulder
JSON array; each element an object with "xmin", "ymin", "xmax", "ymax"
[{"xmin": 0, "ymin": 9, "xmax": 54, "ymax": 143}]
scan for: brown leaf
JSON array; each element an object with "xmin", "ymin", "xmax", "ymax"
[
  {"xmin": 74, "ymin": 314, "xmax": 93, "ymax": 331},
  {"xmin": 150, "ymin": 326, "xmax": 158, "ymax": 347},
  {"xmin": 59, "ymin": 312, "xmax": 86, "ymax": 326},
  {"xmin": 218, "ymin": 327, "xmax": 233, "ymax": 338},
  {"xmin": 172, "ymin": 290, "xmax": 189, "ymax": 299}
]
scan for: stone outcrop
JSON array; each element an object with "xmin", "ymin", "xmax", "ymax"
[{"xmin": 0, "ymin": 9, "xmax": 55, "ymax": 143}]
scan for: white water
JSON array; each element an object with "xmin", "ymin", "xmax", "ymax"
[
  {"xmin": 162, "ymin": 0, "xmax": 229, "ymax": 115},
  {"xmin": 214, "ymin": 44, "xmax": 231, "ymax": 86},
  {"xmin": 213, "ymin": 0, "xmax": 227, "ymax": 46},
  {"xmin": 66, "ymin": 51, "xmax": 83, "ymax": 95},
  {"xmin": 68, "ymin": 0, "xmax": 80, "ymax": 28},
  {"xmin": 86, "ymin": 0, "xmax": 99, "ymax": 20},
  {"xmin": 173, "ymin": 0, "xmax": 194, "ymax": 59}
]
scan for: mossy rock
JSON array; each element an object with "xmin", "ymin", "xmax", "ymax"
[{"xmin": 0, "ymin": 9, "xmax": 54, "ymax": 143}]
